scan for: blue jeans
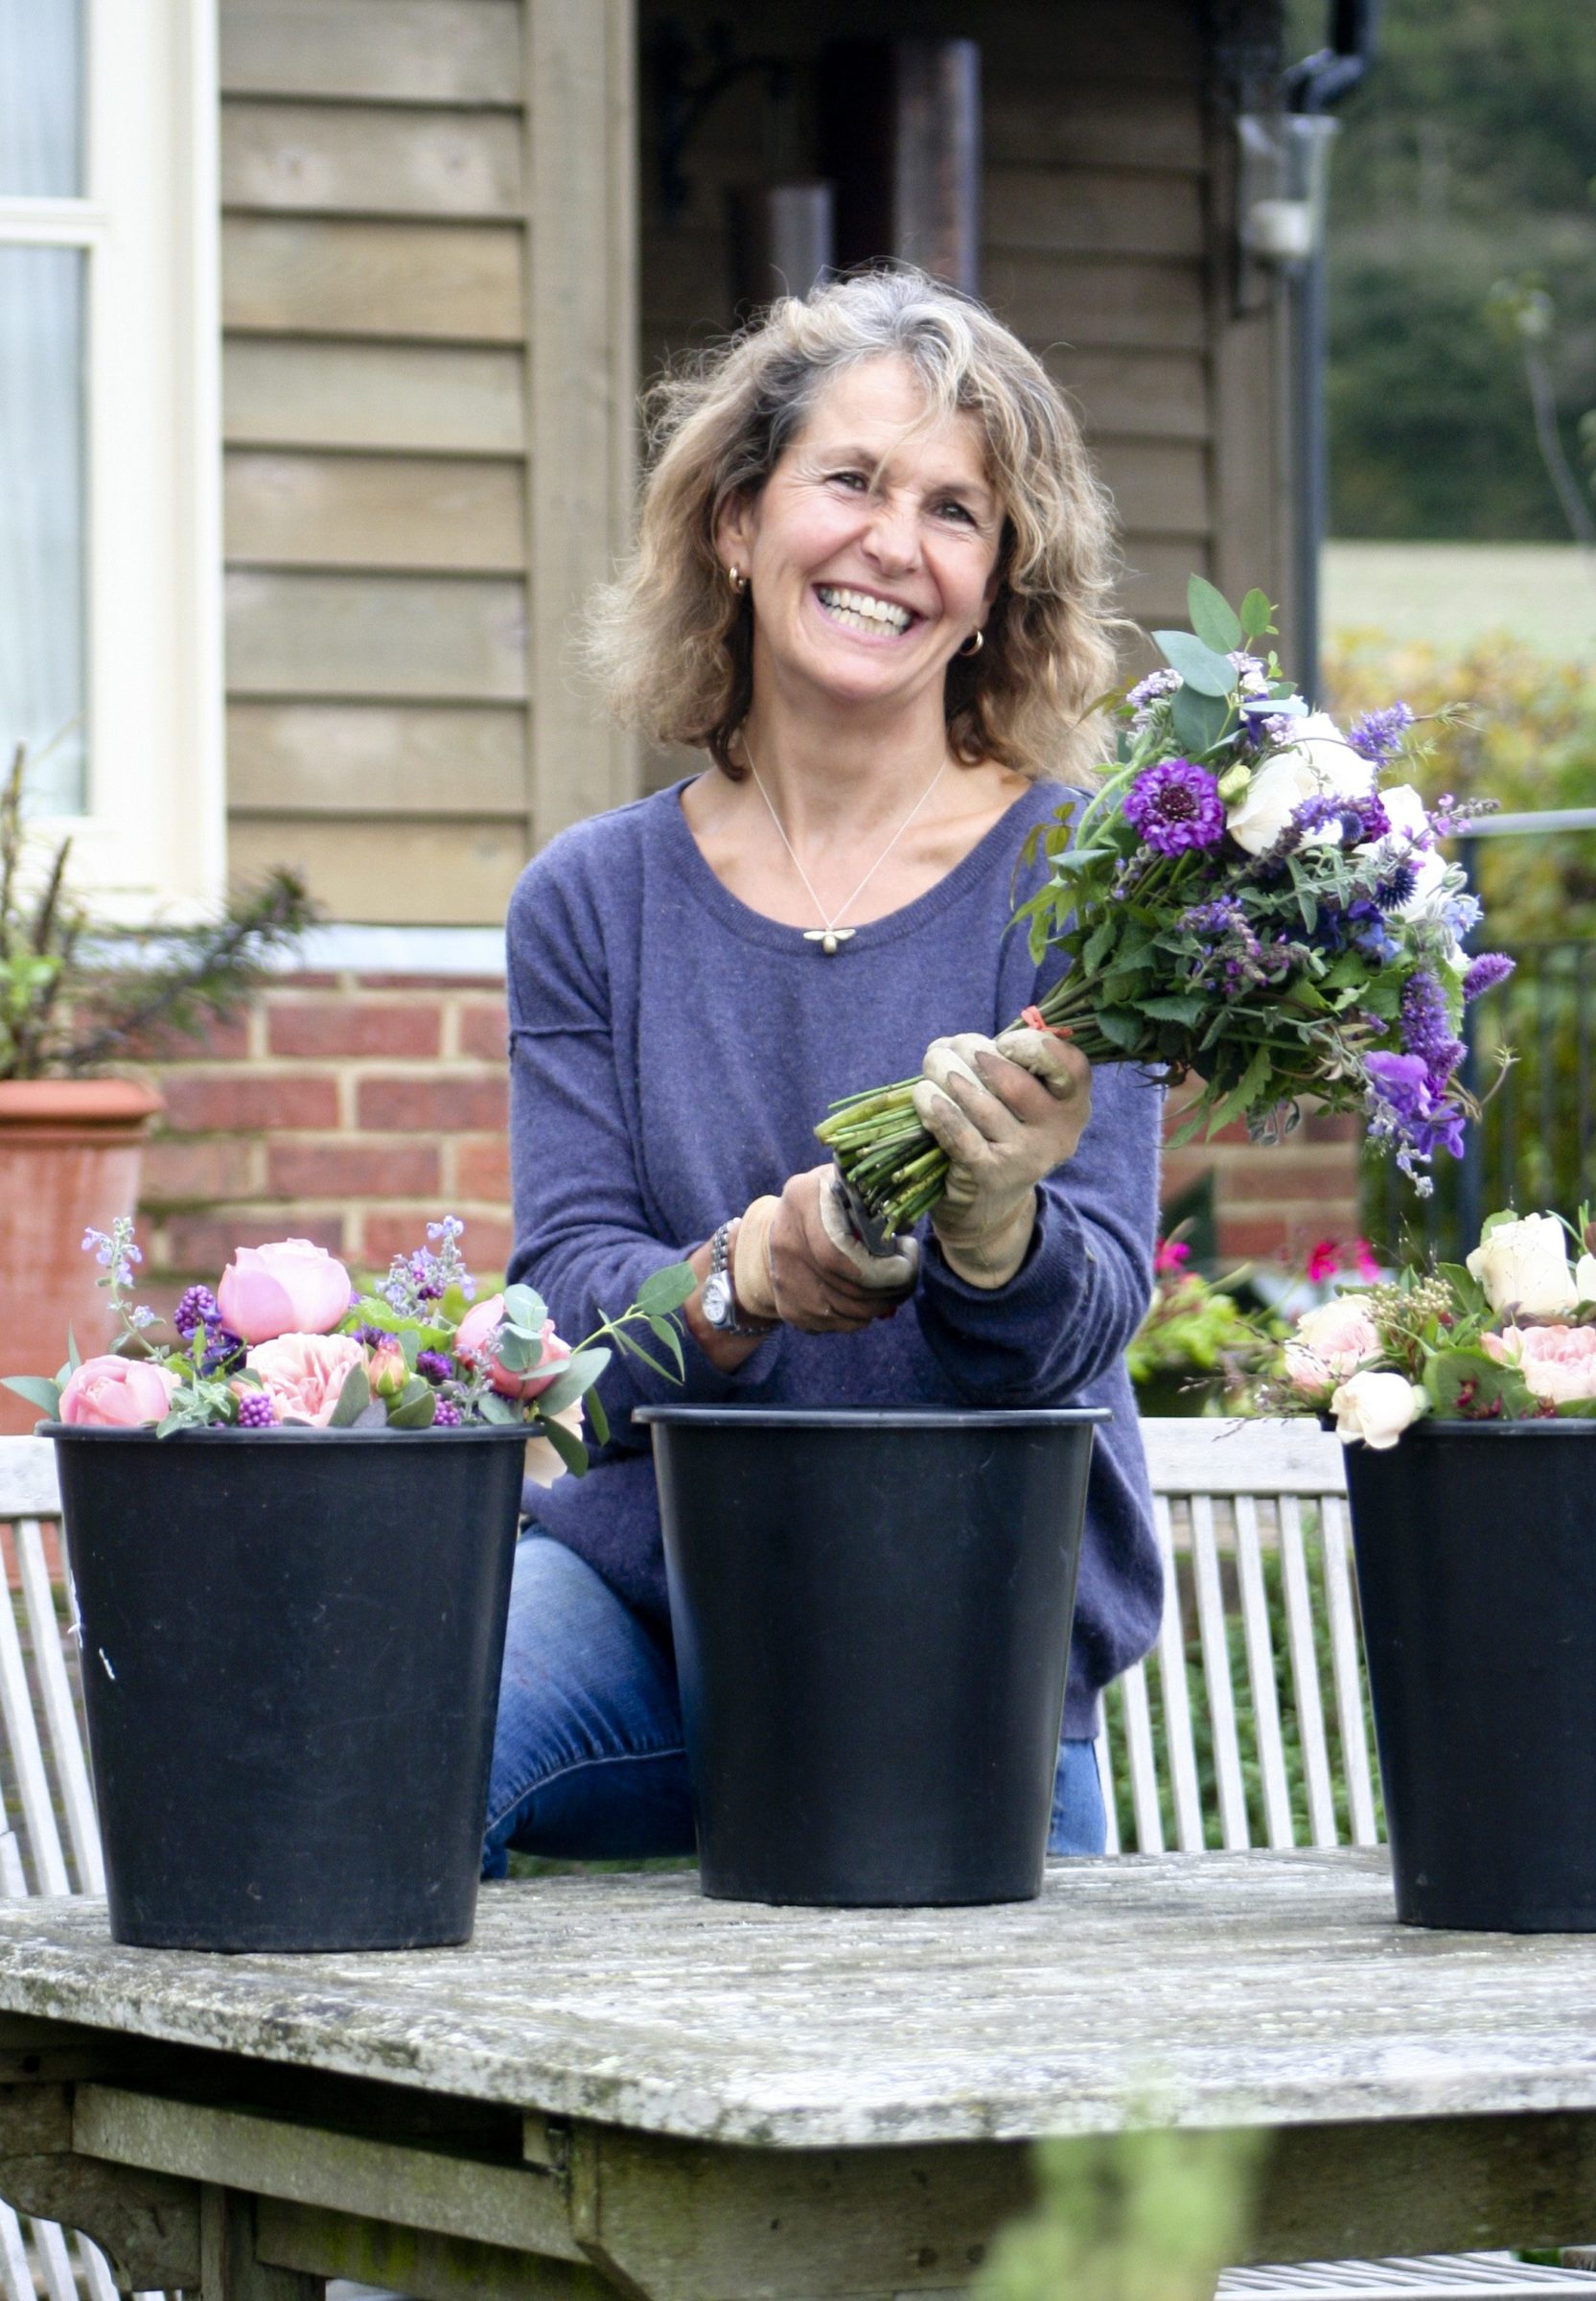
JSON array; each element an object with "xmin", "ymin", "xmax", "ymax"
[{"xmin": 482, "ymin": 1533, "xmax": 1106, "ymax": 1874}]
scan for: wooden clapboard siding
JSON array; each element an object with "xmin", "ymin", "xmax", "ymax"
[
  {"xmin": 226, "ymin": 572, "xmax": 528, "ymax": 701},
  {"xmin": 220, "ymin": 0, "xmax": 523, "ymax": 106},
  {"xmin": 228, "ymin": 703, "xmax": 525, "ymax": 817},
  {"xmin": 985, "ymin": 82, "xmax": 1206, "ymax": 174},
  {"xmin": 223, "ymin": 341, "xmax": 526, "ymax": 455},
  {"xmin": 219, "ymin": 0, "xmax": 636, "ymax": 921},
  {"xmin": 988, "ymin": 253, "xmax": 1207, "ymax": 353},
  {"xmin": 985, "ymin": 169, "xmax": 1204, "ymax": 262},
  {"xmin": 227, "ymin": 814, "xmax": 530, "ymax": 925},
  {"xmin": 222, "ymin": 102, "xmax": 524, "ymax": 219},
  {"xmin": 225, "ymin": 453, "xmax": 527, "ymax": 571},
  {"xmin": 1046, "ymin": 351, "xmax": 1209, "ymax": 442},
  {"xmin": 223, "ymin": 218, "xmax": 524, "ymax": 340}
]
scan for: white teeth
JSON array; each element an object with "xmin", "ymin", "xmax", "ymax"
[{"xmin": 817, "ymin": 586, "xmax": 913, "ymax": 635}]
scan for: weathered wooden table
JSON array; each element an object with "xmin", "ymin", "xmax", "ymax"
[{"xmin": 0, "ymin": 1850, "xmax": 1592, "ymax": 2300}]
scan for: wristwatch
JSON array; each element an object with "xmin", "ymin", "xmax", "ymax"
[{"xmin": 701, "ymin": 1220, "xmax": 776, "ymax": 1336}]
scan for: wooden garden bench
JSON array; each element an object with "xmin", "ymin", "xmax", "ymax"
[{"xmin": 2, "ymin": 1423, "xmax": 1594, "ymax": 2301}]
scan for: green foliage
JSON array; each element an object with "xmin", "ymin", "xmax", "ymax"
[
  {"xmin": 975, "ymin": 2123, "xmax": 1260, "ymax": 2301},
  {"xmin": 0, "ymin": 742, "xmax": 316, "ymax": 1080}
]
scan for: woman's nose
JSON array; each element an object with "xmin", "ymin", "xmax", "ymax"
[{"xmin": 861, "ymin": 495, "xmax": 921, "ymax": 573}]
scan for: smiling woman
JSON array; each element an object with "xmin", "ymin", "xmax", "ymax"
[{"xmin": 481, "ymin": 268, "xmax": 1165, "ymax": 1882}]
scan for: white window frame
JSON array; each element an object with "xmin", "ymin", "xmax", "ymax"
[{"xmin": 0, "ymin": 0, "xmax": 222, "ymax": 921}]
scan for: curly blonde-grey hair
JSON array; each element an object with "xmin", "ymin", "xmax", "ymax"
[{"xmin": 588, "ymin": 267, "xmax": 1122, "ymax": 781}]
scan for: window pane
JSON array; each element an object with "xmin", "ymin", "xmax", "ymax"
[
  {"xmin": 0, "ymin": 0, "xmax": 82, "ymax": 198},
  {"xmin": 0, "ymin": 246, "xmax": 86, "ymax": 814}
]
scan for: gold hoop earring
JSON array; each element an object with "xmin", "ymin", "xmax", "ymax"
[
  {"xmin": 959, "ymin": 628, "xmax": 983, "ymax": 658},
  {"xmin": 726, "ymin": 565, "xmax": 748, "ymax": 595}
]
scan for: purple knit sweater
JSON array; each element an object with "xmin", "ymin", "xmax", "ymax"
[{"xmin": 505, "ymin": 776, "xmax": 1163, "ymax": 1735}]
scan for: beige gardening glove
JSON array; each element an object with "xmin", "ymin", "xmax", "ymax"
[
  {"xmin": 735, "ymin": 1172, "xmax": 918, "ymax": 1333},
  {"xmin": 911, "ymin": 1025, "xmax": 1092, "ymax": 1290}
]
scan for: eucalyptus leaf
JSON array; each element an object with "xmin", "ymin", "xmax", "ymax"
[
  {"xmin": 500, "ymin": 1284, "xmax": 546, "ymax": 1333},
  {"xmin": 525, "ymin": 1347, "xmax": 611, "ymax": 1419},
  {"xmin": 645, "ymin": 1314, "xmax": 685, "ymax": 1371},
  {"xmin": 329, "ymin": 1362, "xmax": 371, "ymax": 1429},
  {"xmin": 1170, "ymin": 681, "xmax": 1234, "ymax": 754},
  {"xmin": 1187, "ymin": 575, "xmax": 1243, "ymax": 655},
  {"xmin": 536, "ymin": 1409, "xmax": 590, "ymax": 1478},
  {"xmin": 1152, "ymin": 630, "xmax": 1235, "ymax": 698},
  {"xmin": 475, "ymin": 1393, "xmax": 520, "ymax": 1425},
  {"xmin": 66, "ymin": 1328, "xmax": 81, "ymax": 1375},
  {"xmin": 495, "ymin": 1327, "xmax": 538, "ymax": 1374},
  {"xmin": 1239, "ymin": 588, "xmax": 1276, "ymax": 639},
  {"xmin": 2, "ymin": 1376, "xmax": 60, "ymax": 1417},
  {"xmin": 586, "ymin": 1387, "xmax": 611, "ymax": 1448},
  {"xmin": 352, "ymin": 1400, "xmax": 389, "ymax": 1429},
  {"xmin": 386, "ymin": 1383, "xmax": 436, "ymax": 1429},
  {"xmin": 636, "ymin": 1262, "xmax": 697, "ymax": 1316}
]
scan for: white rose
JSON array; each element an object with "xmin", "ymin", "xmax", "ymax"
[
  {"xmin": 522, "ymin": 1399, "xmax": 586, "ymax": 1490},
  {"xmin": 1225, "ymin": 752, "xmax": 1321, "ymax": 855},
  {"xmin": 1398, "ymin": 846, "xmax": 1452, "ymax": 920},
  {"xmin": 1283, "ymin": 712, "xmax": 1377, "ymax": 802},
  {"xmin": 1378, "ymin": 783, "xmax": 1431, "ymax": 842},
  {"xmin": 1576, "ymin": 1253, "xmax": 1596, "ymax": 1303},
  {"xmin": 1466, "ymin": 1213, "xmax": 1579, "ymax": 1317},
  {"xmin": 1330, "ymin": 1370, "xmax": 1426, "ymax": 1450}
]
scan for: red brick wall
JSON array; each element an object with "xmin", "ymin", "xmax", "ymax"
[
  {"xmin": 134, "ymin": 971, "xmax": 511, "ymax": 1302},
  {"xmin": 127, "ymin": 975, "xmax": 1364, "ymax": 1300}
]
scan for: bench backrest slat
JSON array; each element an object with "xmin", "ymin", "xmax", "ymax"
[{"xmin": 1235, "ymin": 1494, "xmax": 1294, "ymax": 1848}]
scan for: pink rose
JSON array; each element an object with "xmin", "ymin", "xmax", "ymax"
[
  {"xmin": 455, "ymin": 1296, "xmax": 574, "ymax": 1400},
  {"xmin": 244, "ymin": 1333, "xmax": 366, "ymax": 1427},
  {"xmin": 218, "ymin": 1240, "xmax": 353, "ymax": 1345},
  {"xmin": 59, "ymin": 1356, "xmax": 180, "ymax": 1429},
  {"xmin": 1284, "ymin": 1296, "xmax": 1382, "ymax": 1396},
  {"xmin": 1490, "ymin": 1324, "xmax": 1596, "ymax": 1406}
]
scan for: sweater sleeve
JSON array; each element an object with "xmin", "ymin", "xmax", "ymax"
[
  {"xmin": 504, "ymin": 837, "xmax": 752, "ymax": 1429},
  {"xmin": 912, "ymin": 1033, "xmax": 1163, "ymax": 1407}
]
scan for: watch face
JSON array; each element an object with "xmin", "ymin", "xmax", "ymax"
[{"xmin": 702, "ymin": 1271, "xmax": 733, "ymax": 1328}]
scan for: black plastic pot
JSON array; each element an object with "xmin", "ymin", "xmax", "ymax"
[
  {"xmin": 1344, "ymin": 1420, "xmax": 1596, "ymax": 1932},
  {"xmin": 636, "ymin": 1405, "xmax": 1107, "ymax": 1907},
  {"xmin": 46, "ymin": 1423, "xmax": 527, "ymax": 1952}
]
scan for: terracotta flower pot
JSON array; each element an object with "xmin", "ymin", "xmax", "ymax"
[{"xmin": 0, "ymin": 1079, "xmax": 164, "ymax": 1437}]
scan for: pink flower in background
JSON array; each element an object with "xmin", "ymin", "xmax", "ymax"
[
  {"xmin": 1306, "ymin": 1240, "xmax": 1341, "ymax": 1284},
  {"xmin": 1353, "ymin": 1237, "xmax": 1381, "ymax": 1282},
  {"xmin": 59, "ymin": 1356, "xmax": 180, "ymax": 1429},
  {"xmin": 1485, "ymin": 1324, "xmax": 1596, "ymax": 1406},
  {"xmin": 1152, "ymin": 1238, "xmax": 1191, "ymax": 1275},
  {"xmin": 455, "ymin": 1296, "xmax": 573, "ymax": 1400},
  {"xmin": 244, "ymin": 1333, "xmax": 365, "ymax": 1427},
  {"xmin": 218, "ymin": 1240, "xmax": 353, "ymax": 1345}
]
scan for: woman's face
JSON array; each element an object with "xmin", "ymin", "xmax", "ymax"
[{"xmin": 716, "ymin": 355, "xmax": 1004, "ymax": 721}]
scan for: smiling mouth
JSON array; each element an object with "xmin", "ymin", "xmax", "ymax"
[{"xmin": 815, "ymin": 585, "xmax": 916, "ymax": 639}]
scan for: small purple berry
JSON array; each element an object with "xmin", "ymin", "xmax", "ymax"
[
  {"xmin": 236, "ymin": 1392, "xmax": 277, "ymax": 1429},
  {"xmin": 432, "ymin": 1399, "xmax": 463, "ymax": 1428},
  {"xmin": 174, "ymin": 1285, "xmax": 220, "ymax": 1341}
]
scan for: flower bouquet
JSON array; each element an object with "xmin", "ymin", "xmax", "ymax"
[
  {"xmin": 817, "ymin": 576, "xmax": 1512, "ymax": 1230},
  {"xmin": 7, "ymin": 1220, "xmax": 694, "ymax": 1953},
  {"xmin": 1280, "ymin": 1207, "xmax": 1596, "ymax": 1933},
  {"xmin": 6, "ymin": 1216, "xmax": 694, "ymax": 1482},
  {"xmin": 1125, "ymin": 1238, "xmax": 1274, "ymax": 1416},
  {"xmin": 1281, "ymin": 1208, "xmax": 1596, "ymax": 1449}
]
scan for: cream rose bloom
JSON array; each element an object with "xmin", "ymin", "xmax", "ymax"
[
  {"xmin": 523, "ymin": 1399, "xmax": 586, "ymax": 1490},
  {"xmin": 1486, "ymin": 1324, "xmax": 1596, "ymax": 1406},
  {"xmin": 1285, "ymin": 711, "xmax": 1379, "ymax": 801},
  {"xmin": 1330, "ymin": 1370, "xmax": 1426, "ymax": 1450},
  {"xmin": 1284, "ymin": 1296, "xmax": 1382, "ymax": 1395},
  {"xmin": 1579, "ymin": 1254, "xmax": 1596, "ymax": 1303},
  {"xmin": 1466, "ymin": 1214, "xmax": 1578, "ymax": 1317},
  {"xmin": 1225, "ymin": 712, "xmax": 1376, "ymax": 856}
]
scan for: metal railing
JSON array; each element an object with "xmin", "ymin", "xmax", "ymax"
[{"xmin": 1367, "ymin": 809, "xmax": 1596, "ymax": 1262}]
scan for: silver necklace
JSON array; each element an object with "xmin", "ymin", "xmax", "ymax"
[{"xmin": 743, "ymin": 745, "xmax": 949, "ymax": 955}]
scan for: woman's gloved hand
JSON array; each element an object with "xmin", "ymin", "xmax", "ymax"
[
  {"xmin": 911, "ymin": 1025, "xmax": 1092, "ymax": 1289},
  {"xmin": 736, "ymin": 1169, "xmax": 919, "ymax": 1334}
]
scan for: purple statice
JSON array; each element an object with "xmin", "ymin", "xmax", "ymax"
[
  {"xmin": 173, "ymin": 1284, "xmax": 220, "ymax": 1342},
  {"xmin": 1125, "ymin": 667, "xmax": 1179, "ymax": 723},
  {"xmin": 1348, "ymin": 702, "xmax": 1415, "ymax": 763},
  {"xmin": 416, "ymin": 1350, "xmax": 451, "ymax": 1384},
  {"xmin": 431, "ymin": 1398, "xmax": 464, "ymax": 1428},
  {"xmin": 236, "ymin": 1392, "xmax": 277, "ymax": 1429},
  {"xmin": 1364, "ymin": 1050, "xmax": 1467, "ymax": 1191},
  {"xmin": 1123, "ymin": 758, "xmax": 1226, "ymax": 855},
  {"xmin": 1399, "ymin": 968, "xmax": 1465, "ymax": 1088},
  {"xmin": 1463, "ymin": 951, "xmax": 1515, "ymax": 1002}
]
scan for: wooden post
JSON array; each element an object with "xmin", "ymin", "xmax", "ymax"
[
  {"xmin": 821, "ymin": 39, "xmax": 982, "ymax": 294},
  {"xmin": 524, "ymin": 0, "xmax": 639, "ymax": 846},
  {"xmin": 201, "ymin": 2185, "xmax": 322, "ymax": 2301}
]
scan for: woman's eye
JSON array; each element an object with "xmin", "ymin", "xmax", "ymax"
[
  {"xmin": 937, "ymin": 500, "xmax": 975, "ymax": 524},
  {"xmin": 829, "ymin": 470, "xmax": 867, "ymax": 491}
]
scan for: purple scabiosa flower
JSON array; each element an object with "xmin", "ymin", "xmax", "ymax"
[
  {"xmin": 432, "ymin": 1398, "xmax": 464, "ymax": 1428},
  {"xmin": 1463, "ymin": 951, "xmax": 1515, "ymax": 1002},
  {"xmin": 1399, "ymin": 968, "xmax": 1465, "ymax": 1087},
  {"xmin": 173, "ymin": 1285, "xmax": 220, "ymax": 1341},
  {"xmin": 236, "ymin": 1392, "xmax": 277, "ymax": 1429},
  {"xmin": 1348, "ymin": 703, "xmax": 1415, "ymax": 762},
  {"xmin": 416, "ymin": 1350, "xmax": 451, "ymax": 1384},
  {"xmin": 1123, "ymin": 758, "xmax": 1226, "ymax": 855}
]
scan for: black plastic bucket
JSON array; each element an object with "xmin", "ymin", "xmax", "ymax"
[
  {"xmin": 46, "ymin": 1423, "xmax": 527, "ymax": 1951},
  {"xmin": 636, "ymin": 1405, "xmax": 1107, "ymax": 1907},
  {"xmin": 1344, "ymin": 1420, "xmax": 1596, "ymax": 1931}
]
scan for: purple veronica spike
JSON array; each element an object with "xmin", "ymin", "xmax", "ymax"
[
  {"xmin": 1399, "ymin": 969, "xmax": 1465, "ymax": 1087},
  {"xmin": 1462, "ymin": 951, "xmax": 1515, "ymax": 1002},
  {"xmin": 1123, "ymin": 758, "xmax": 1226, "ymax": 855}
]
